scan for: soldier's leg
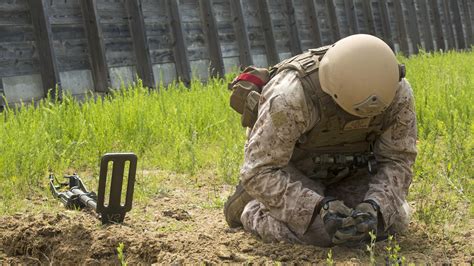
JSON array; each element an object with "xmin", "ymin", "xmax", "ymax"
[
  {"xmin": 240, "ymin": 164, "xmax": 333, "ymax": 246},
  {"xmin": 241, "ymin": 200, "xmax": 303, "ymax": 244}
]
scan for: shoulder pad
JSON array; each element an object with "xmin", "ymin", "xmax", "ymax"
[{"xmin": 309, "ymin": 44, "xmax": 333, "ymax": 55}]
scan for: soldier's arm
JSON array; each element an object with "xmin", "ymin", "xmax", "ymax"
[
  {"xmin": 240, "ymin": 70, "xmax": 323, "ymax": 235},
  {"xmin": 365, "ymin": 79, "xmax": 417, "ymax": 231}
]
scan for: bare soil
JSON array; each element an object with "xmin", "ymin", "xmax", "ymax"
[{"xmin": 0, "ymin": 173, "xmax": 472, "ymax": 264}]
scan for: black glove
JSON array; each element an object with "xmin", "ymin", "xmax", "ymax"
[
  {"xmin": 332, "ymin": 200, "xmax": 379, "ymax": 245},
  {"xmin": 319, "ymin": 198, "xmax": 353, "ymax": 239}
]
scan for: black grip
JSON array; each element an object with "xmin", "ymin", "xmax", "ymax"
[{"xmin": 399, "ymin": 64, "xmax": 406, "ymax": 81}]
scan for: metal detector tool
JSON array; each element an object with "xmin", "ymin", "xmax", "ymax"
[{"xmin": 49, "ymin": 153, "xmax": 137, "ymax": 224}]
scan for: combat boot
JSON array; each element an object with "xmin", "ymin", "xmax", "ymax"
[{"xmin": 224, "ymin": 182, "xmax": 253, "ymax": 228}]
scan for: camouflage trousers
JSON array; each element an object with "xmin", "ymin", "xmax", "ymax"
[{"xmin": 240, "ymin": 164, "xmax": 411, "ymax": 246}]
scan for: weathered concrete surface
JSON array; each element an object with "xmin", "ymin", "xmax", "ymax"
[
  {"xmin": 59, "ymin": 70, "xmax": 94, "ymax": 95},
  {"xmin": 109, "ymin": 66, "xmax": 136, "ymax": 89},
  {"xmin": 252, "ymin": 54, "xmax": 268, "ymax": 68},
  {"xmin": 152, "ymin": 63, "xmax": 176, "ymax": 87},
  {"xmin": 223, "ymin": 57, "xmax": 240, "ymax": 74},
  {"xmin": 279, "ymin": 52, "xmax": 292, "ymax": 61},
  {"xmin": 190, "ymin": 59, "xmax": 211, "ymax": 81},
  {"xmin": 2, "ymin": 74, "xmax": 44, "ymax": 104}
]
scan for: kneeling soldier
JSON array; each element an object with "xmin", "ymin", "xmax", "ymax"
[{"xmin": 224, "ymin": 34, "xmax": 417, "ymax": 246}]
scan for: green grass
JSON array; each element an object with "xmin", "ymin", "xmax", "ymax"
[
  {"xmin": 0, "ymin": 51, "xmax": 472, "ymax": 237},
  {"xmin": 0, "ymin": 78, "xmax": 245, "ymax": 213},
  {"xmin": 399, "ymin": 50, "xmax": 473, "ymax": 231}
]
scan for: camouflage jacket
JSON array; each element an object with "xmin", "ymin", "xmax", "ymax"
[{"xmin": 240, "ymin": 69, "xmax": 417, "ymax": 234}]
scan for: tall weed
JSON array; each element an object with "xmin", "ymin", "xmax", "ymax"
[{"xmin": 400, "ymin": 50, "xmax": 473, "ymax": 230}]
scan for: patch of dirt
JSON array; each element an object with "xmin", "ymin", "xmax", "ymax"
[
  {"xmin": 162, "ymin": 209, "xmax": 192, "ymax": 221},
  {"xmin": 0, "ymin": 173, "xmax": 472, "ymax": 264}
]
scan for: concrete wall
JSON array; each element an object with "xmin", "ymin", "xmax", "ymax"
[{"xmin": 0, "ymin": 0, "xmax": 472, "ymax": 105}]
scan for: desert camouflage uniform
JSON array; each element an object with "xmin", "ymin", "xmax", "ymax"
[{"xmin": 240, "ymin": 69, "xmax": 417, "ymax": 246}]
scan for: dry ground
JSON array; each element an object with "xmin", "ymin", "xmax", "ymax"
[{"xmin": 0, "ymin": 172, "xmax": 472, "ymax": 264}]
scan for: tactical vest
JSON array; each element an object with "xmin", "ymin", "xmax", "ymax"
[
  {"xmin": 271, "ymin": 46, "xmax": 385, "ymax": 154},
  {"xmin": 270, "ymin": 47, "xmax": 386, "ymax": 177}
]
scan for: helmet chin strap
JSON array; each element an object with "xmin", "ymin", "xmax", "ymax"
[{"xmin": 352, "ymin": 94, "xmax": 388, "ymax": 117}]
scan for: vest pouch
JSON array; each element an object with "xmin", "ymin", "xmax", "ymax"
[
  {"xmin": 230, "ymin": 83, "xmax": 252, "ymax": 114},
  {"xmin": 241, "ymin": 90, "xmax": 260, "ymax": 127},
  {"xmin": 229, "ymin": 66, "xmax": 270, "ymax": 115}
]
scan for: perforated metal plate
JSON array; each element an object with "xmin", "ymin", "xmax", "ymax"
[{"xmin": 96, "ymin": 153, "xmax": 137, "ymax": 224}]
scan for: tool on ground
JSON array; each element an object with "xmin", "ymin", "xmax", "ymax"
[{"xmin": 49, "ymin": 153, "xmax": 137, "ymax": 224}]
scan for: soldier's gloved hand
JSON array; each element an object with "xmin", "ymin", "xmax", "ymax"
[
  {"xmin": 319, "ymin": 198, "xmax": 353, "ymax": 239},
  {"xmin": 332, "ymin": 201, "xmax": 379, "ymax": 245}
]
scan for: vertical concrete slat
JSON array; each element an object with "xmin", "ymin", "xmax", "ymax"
[
  {"xmin": 470, "ymin": 0, "xmax": 474, "ymax": 44},
  {"xmin": 405, "ymin": 0, "xmax": 421, "ymax": 54},
  {"xmin": 461, "ymin": 0, "xmax": 473, "ymax": 46},
  {"xmin": 230, "ymin": 0, "xmax": 253, "ymax": 67},
  {"xmin": 285, "ymin": 0, "xmax": 302, "ymax": 55},
  {"xmin": 431, "ymin": 0, "xmax": 445, "ymax": 50},
  {"xmin": 27, "ymin": 0, "xmax": 61, "ymax": 99},
  {"xmin": 450, "ymin": 0, "xmax": 466, "ymax": 49},
  {"xmin": 326, "ymin": 0, "xmax": 341, "ymax": 42},
  {"xmin": 258, "ymin": 0, "xmax": 279, "ymax": 65},
  {"xmin": 442, "ymin": 0, "xmax": 455, "ymax": 49},
  {"xmin": 81, "ymin": 0, "xmax": 110, "ymax": 93},
  {"xmin": 379, "ymin": 0, "xmax": 394, "ymax": 50},
  {"xmin": 362, "ymin": 0, "xmax": 376, "ymax": 35},
  {"xmin": 126, "ymin": 0, "xmax": 155, "ymax": 88},
  {"xmin": 417, "ymin": 0, "xmax": 434, "ymax": 51},
  {"xmin": 168, "ymin": 0, "xmax": 192, "ymax": 85},
  {"xmin": 305, "ymin": 0, "xmax": 323, "ymax": 47},
  {"xmin": 199, "ymin": 0, "xmax": 225, "ymax": 78},
  {"xmin": 0, "ymin": 80, "xmax": 5, "ymax": 110},
  {"xmin": 344, "ymin": 0, "xmax": 359, "ymax": 35},
  {"xmin": 393, "ymin": 0, "xmax": 410, "ymax": 55},
  {"xmin": 470, "ymin": 0, "xmax": 474, "ymax": 29}
]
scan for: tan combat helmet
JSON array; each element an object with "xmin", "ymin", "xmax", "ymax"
[{"xmin": 319, "ymin": 34, "xmax": 400, "ymax": 117}]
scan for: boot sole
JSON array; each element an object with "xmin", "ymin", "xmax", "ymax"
[{"xmin": 224, "ymin": 183, "xmax": 252, "ymax": 228}]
